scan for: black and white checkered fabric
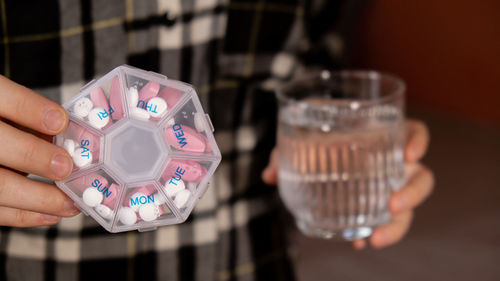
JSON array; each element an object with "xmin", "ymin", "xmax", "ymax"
[{"xmin": 0, "ymin": 0, "xmax": 355, "ymax": 280}]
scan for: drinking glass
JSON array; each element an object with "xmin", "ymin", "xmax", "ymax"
[{"xmin": 276, "ymin": 70, "xmax": 406, "ymax": 240}]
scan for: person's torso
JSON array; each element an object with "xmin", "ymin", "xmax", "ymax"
[{"xmin": 0, "ymin": 0, "xmax": 311, "ymax": 280}]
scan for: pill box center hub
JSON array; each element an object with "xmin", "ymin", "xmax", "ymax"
[{"xmin": 106, "ymin": 120, "xmax": 167, "ymax": 181}]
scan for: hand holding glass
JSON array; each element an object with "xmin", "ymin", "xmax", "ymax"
[{"xmin": 276, "ymin": 70, "xmax": 406, "ymax": 240}]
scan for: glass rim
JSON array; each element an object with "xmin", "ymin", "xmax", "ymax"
[{"xmin": 275, "ymin": 69, "xmax": 406, "ymax": 107}]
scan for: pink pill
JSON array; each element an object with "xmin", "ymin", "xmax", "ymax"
[
  {"xmin": 109, "ymin": 76, "xmax": 124, "ymax": 120},
  {"xmin": 81, "ymin": 132, "xmax": 100, "ymax": 157},
  {"xmin": 66, "ymin": 122, "xmax": 101, "ymax": 157},
  {"xmin": 158, "ymin": 86, "xmax": 183, "ymax": 109},
  {"xmin": 161, "ymin": 159, "xmax": 207, "ymax": 183},
  {"xmin": 137, "ymin": 185, "xmax": 157, "ymax": 195},
  {"xmin": 90, "ymin": 87, "xmax": 109, "ymax": 109},
  {"xmin": 158, "ymin": 206, "xmax": 167, "ymax": 216},
  {"xmin": 90, "ymin": 88, "xmax": 113, "ymax": 129},
  {"xmin": 123, "ymin": 185, "xmax": 157, "ymax": 206},
  {"xmin": 164, "ymin": 124, "xmax": 206, "ymax": 153},
  {"xmin": 138, "ymin": 81, "xmax": 160, "ymax": 102},
  {"xmin": 102, "ymin": 183, "xmax": 120, "ymax": 208},
  {"xmin": 200, "ymin": 133, "xmax": 212, "ymax": 153}
]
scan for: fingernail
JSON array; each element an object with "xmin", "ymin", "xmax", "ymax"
[
  {"xmin": 42, "ymin": 214, "xmax": 60, "ymax": 223},
  {"xmin": 64, "ymin": 199, "xmax": 80, "ymax": 215},
  {"xmin": 43, "ymin": 109, "xmax": 65, "ymax": 133},
  {"xmin": 51, "ymin": 154, "xmax": 72, "ymax": 179}
]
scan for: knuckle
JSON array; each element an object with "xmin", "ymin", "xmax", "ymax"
[
  {"xmin": 13, "ymin": 209, "xmax": 29, "ymax": 227},
  {"xmin": 14, "ymin": 93, "xmax": 31, "ymax": 120},
  {"xmin": 22, "ymin": 137, "xmax": 38, "ymax": 167},
  {"xmin": 39, "ymin": 189, "xmax": 66, "ymax": 215}
]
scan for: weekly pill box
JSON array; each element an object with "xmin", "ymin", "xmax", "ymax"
[{"xmin": 53, "ymin": 65, "xmax": 221, "ymax": 232}]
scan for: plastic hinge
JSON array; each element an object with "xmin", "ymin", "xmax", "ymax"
[
  {"xmin": 138, "ymin": 226, "xmax": 158, "ymax": 232},
  {"xmin": 80, "ymin": 79, "xmax": 97, "ymax": 92},
  {"xmin": 204, "ymin": 114, "xmax": 215, "ymax": 132},
  {"xmin": 148, "ymin": 71, "xmax": 168, "ymax": 80}
]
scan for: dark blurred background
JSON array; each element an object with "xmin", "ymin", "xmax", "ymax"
[{"xmin": 291, "ymin": 1, "xmax": 500, "ymax": 280}]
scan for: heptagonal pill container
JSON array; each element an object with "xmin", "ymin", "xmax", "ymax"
[{"xmin": 53, "ymin": 65, "xmax": 221, "ymax": 233}]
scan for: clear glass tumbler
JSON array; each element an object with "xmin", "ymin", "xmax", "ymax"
[{"xmin": 276, "ymin": 70, "xmax": 406, "ymax": 240}]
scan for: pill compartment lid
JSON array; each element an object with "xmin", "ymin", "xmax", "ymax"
[
  {"xmin": 62, "ymin": 167, "xmax": 124, "ymax": 232},
  {"xmin": 63, "ymin": 68, "xmax": 128, "ymax": 132},
  {"xmin": 158, "ymin": 157, "xmax": 220, "ymax": 220},
  {"xmin": 104, "ymin": 118, "xmax": 168, "ymax": 183},
  {"xmin": 113, "ymin": 182, "xmax": 179, "ymax": 232},
  {"xmin": 54, "ymin": 120, "xmax": 104, "ymax": 172},
  {"xmin": 121, "ymin": 66, "xmax": 193, "ymax": 123},
  {"xmin": 160, "ymin": 92, "xmax": 221, "ymax": 159}
]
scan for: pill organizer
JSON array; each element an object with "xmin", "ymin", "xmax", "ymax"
[{"xmin": 53, "ymin": 65, "xmax": 221, "ymax": 232}]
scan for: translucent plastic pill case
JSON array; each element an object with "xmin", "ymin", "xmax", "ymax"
[{"xmin": 53, "ymin": 65, "xmax": 221, "ymax": 233}]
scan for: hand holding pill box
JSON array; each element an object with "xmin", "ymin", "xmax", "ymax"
[{"xmin": 53, "ymin": 65, "xmax": 221, "ymax": 232}]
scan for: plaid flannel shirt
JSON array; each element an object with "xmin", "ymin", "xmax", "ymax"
[{"xmin": 0, "ymin": 0, "xmax": 356, "ymax": 280}]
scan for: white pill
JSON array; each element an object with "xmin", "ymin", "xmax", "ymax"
[
  {"xmin": 63, "ymin": 139, "xmax": 76, "ymax": 156},
  {"xmin": 146, "ymin": 97, "xmax": 167, "ymax": 118},
  {"xmin": 82, "ymin": 187, "xmax": 103, "ymax": 207},
  {"xmin": 118, "ymin": 207, "xmax": 137, "ymax": 226},
  {"xmin": 164, "ymin": 179, "xmax": 185, "ymax": 198},
  {"xmin": 129, "ymin": 192, "xmax": 147, "ymax": 212},
  {"xmin": 153, "ymin": 192, "xmax": 167, "ymax": 206},
  {"xmin": 95, "ymin": 204, "xmax": 113, "ymax": 220},
  {"xmin": 73, "ymin": 97, "xmax": 93, "ymax": 118},
  {"xmin": 73, "ymin": 147, "xmax": 93, "ymax": 168},
  {"xmin": 174, "ymin": 189, "xmax": 191, "ymax": 209},
  {"xmin": 128, "ymin": 87, "xmax": 139, "ymax": 108},
  {"xmin": 194, "ymin": 113, "xmax": 206, "ymax": 132},
  {"xmin": 130, "ymin": 107, "xmax": 150, "ymax": 120},
  {"xmin": 138, "ymin": 204, "xmax": 160, "ymax": 222},
  {"xmin": 187, "ymin": 182, "xmax": 198, "ymax": 190},
  {"xmin": 88, "ymin": 107, "xmax": 110, "ymax": 129}
]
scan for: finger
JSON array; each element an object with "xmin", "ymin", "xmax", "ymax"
[
  {"xmin": 390, "ymin": 164, "xmax": 434, "ymax": 213},
  {"xmin": 261, "ymin": 148, "xmax": 278, "ymax": 185},
  {"xmin": 0, "ymin": 75, "xmax": 68, "ymax": 135},
  {"xmin": 0, "ymin": 167, "xmax": 80, "ymax": 217},
  {"xmin": 1, "ymin": 117, "xmax": 54, "ymax": 142},
  {"xmin": 0, "ymin": 205, "xmax": 61, "ymax": 227},
  {"xmin": 0, "ymin": 164, "xmax": 28, "ymax": 176},
  {"xmin": 352, "ymin": 239, "xmax": 367, "ymax": 250},
  {"xmin": 405, "ymin": 120, "xmax": 430, "ymax": 163},
  {"xmin": 370, "ymin": 211, "xmax": 413, "ymax": 249},
  {"xmin": 0, "ymin": 120, "xmax": 73, "ymax": 180}
]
